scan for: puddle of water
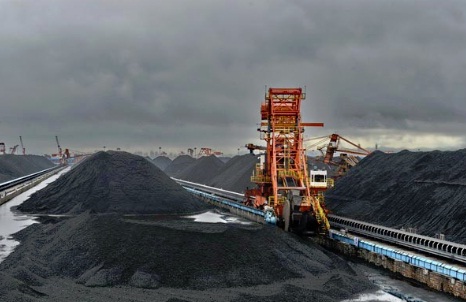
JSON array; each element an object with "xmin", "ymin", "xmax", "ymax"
[
  {"xmin": 342, "ymin": 264, "xmax": 462, "ymax": 302},
  {"xmin": 0, "ymin": 167, "xmax": 70, "ymax": 262},
  {"xmin": 342, "ymin": 290, "xmax": 404, "ymax": 301},
  {"xmin": 185, "ymin": 211, "xmax": 251, "ymax": 225}
]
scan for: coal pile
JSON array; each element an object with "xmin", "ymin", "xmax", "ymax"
[
  {"xmin": 174, "ymin": 155, "xmax": 225, "ymax": 184},
  {"xmin": 0, "ymin": 149, "xmax": 376, "ymax": 301},
  {"xmin": 163, "ymin": 155, "xmax": 196, "ymax": 177},
  {"xmin": 207, "ymin": 154, "xmax": 259, "ymax": 193},
  {"xmin": 18, "ymin": 151, "xmax": 209, "ymax": 215},
  {"xmin": 217, "ymin": 156, "xmax": 231, "ymax": 163},
  {"xmin": 0, "ymin": 155, "xmax": 54, "ymax": 183},
  {"xmin": 152, "ymin": 155, "xmax": 172, "ymax": 171},
  {"xmin": 0, "ymin": 213, "xmax": 374, "ymax": 301},
  {"xmin": 326, "ymin": 149, "xmax": 466, "ymax": 243}
]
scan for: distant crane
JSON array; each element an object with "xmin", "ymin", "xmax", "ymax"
[
  {"xmin": 10, "ymin": 145, "xmax": 19, "ymax": 155},
  {"xmin": 55, "ymin": 136, "xmax": 62, "ymax": 158},
  {"xmin": 19, "ymin": 136, "xmax": 26, "ymax": 155},
  {"xmin": 197, "ymin": 147, "xmax": 222, "ymax": 157},
  {"xmin": 198, "ymin": 147, "xmax": 212, "ymax": 156},
  {"xmin": 0, "ymin": 142, "xmax": 5, "ymax": 155}
]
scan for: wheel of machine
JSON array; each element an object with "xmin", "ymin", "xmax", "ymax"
[{"xmin": 283, "ymin": 199, "xmax": 291, "ymax": 232}]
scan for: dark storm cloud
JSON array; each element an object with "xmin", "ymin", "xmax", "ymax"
[{"xmin": 1, "ymin": 0, "xmax": 465, "ymax": 154}]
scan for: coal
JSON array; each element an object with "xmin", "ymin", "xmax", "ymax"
[
  {"xmin": 0, "ymin": 155, "xmax": 54, "ymax": 183},
  {"xmin": 152, "ymin": 155, "xmax": 172, "ymax": 171},
  {"xmin": 326, "ymin": 149, "xmax": 466, "ymax": 243},
  {"xmin": 206, "ymin": 154, "xmax": 259, "ymax": 193},
  {"xmin": 18, "ymin": 151, "xmax": 210, "ymax": 215},
  {"xmin": 0, "ymin": 213, "xmax": 374, "ymax": 301},
  {"xmin": 174, "ymin": 155, "xmax": 225, "ymax": 184},
  {"xmin": 217, "ymin": 156, "xmax": 231, "ymax": 163},
  {"xmin": 0, "ymin": 149, "xmax": 376, "ymax": 301},
  {"xmin": 163, "ymin": 155, "xmax": 196, "ymax": 177}
]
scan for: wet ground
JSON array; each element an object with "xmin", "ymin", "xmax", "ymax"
[{"xmin": 0, "ymin": 167, "xmax": 70, "ymax": 262}]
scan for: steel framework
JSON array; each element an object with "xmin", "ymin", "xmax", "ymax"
[{"xmin": 245, "ymin": 87, "xmax": 330, "ymax": 234}]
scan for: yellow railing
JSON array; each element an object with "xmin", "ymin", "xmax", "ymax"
[
  {"xmin": 327, "ymin": 178, "xmax": 334, "ymax": 189},
  {"xmin": 268, "ymin": 195, "xmax": 285, "ymax": 206},
  {"xmin": 251, "ymin": 175, "xmax": 271, "ymax": 183}
]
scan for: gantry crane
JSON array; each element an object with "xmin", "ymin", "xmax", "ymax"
[{"xmin": 244, "ymin": 87, "xmax": 330, "ymax": 235}]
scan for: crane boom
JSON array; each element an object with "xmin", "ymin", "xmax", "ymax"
[
  {"xmin": 19, "ymin": 136, "xmax": 25, "ymax": 155},
  {"xmin": 55, "ymin": 136, "xmax": 62, "ymax": 157}
]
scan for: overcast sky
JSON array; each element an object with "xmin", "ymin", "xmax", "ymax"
[{"xmin": 1, "ymin": 0, "xmax": 466, "ymax": 156}]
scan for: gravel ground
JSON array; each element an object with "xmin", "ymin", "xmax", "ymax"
[
  {"xmin": 0, "ymin": 151, "xmax": 376, "ymax": 301},
  {"xmin": 0, "ymin": 155, "xmax": 54, "ymax": 183},
  {"xmin": 326, "ymin": 149, "xmax": 466, "ymax": 243}
]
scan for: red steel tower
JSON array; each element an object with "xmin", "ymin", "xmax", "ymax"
[{"xmin": 244, "ymin": 87, "xmax": 330, "ymax": 234}]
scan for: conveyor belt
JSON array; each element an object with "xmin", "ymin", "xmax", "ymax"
[{"xmin": 173, "ymin": 178, "xmax": 466, "ymax": 266}]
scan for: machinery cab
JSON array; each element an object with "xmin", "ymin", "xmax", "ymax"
[{"xmin": 310, "ymin": 170, "xmax": 328, "ymax": 189}]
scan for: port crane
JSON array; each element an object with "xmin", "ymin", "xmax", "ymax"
[
  {"xmin": 9, "ymin": 145, "xmax": 19, "ymax": 154},
  {"xmin": 198, "ymin": 147, "xmax": 223, "ymax": 157},
  {"xmin": 55, "ymin": 136, "xmax": 62, "ymax": 158},
  {"xmin": 244, "ymin": 87, "xmax": 330, "ymax": 234},
  {"xmin": 19, "ymin": 136, "xmax": 25, "ymax": 155}
]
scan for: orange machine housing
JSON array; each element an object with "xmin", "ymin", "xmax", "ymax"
[{"xmin": 244, "ymin": 87, "xmax": 330, "ymax": 234}]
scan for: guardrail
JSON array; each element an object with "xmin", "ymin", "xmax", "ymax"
[
  {"xmin": 328, "ymin": 214, "xmax": 466, "ymax": 265},
  {"xmin": 0, "ymin": 165, "xmax": 65, "ymax": 204},
  {"xmin": 330, "ymin": 230, "xmax": 466, "ymax": 283}
]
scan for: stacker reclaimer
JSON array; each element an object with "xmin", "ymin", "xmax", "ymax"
[{"xmin": 244, "ymin": 87, "xmax": 330, "ymax": 235}]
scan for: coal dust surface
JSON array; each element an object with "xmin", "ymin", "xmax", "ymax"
[
  {"xmin": 326, "ymin": 149, "xmax": 466, "ymax": 243},
  {"xmin": 174, "ymin": 155, "xmax": 225, "ymax": 184},
  {"xmin": 165, "ymin": 154, "xmax": 258, "ymax": 193},
  {"xmin": 152, "ymin": 155, "xmax": 172, "ymax": 171},
  {"xmin": 18, "ymin": 151, "xmax": 209, "ymax": 215},
  {"xmin": 0, "ymin": 155, "xmax": 54, "ymax": 183},
  {"xmin": 164, "ymin": 155, "xmax": 196, "ymax": 177},
  {"xmin": 206, "ymin": 154, "xmax": 259, "ymax": 193},
  {"xmin": 0, "ymin": 151, "xmax": 375, "ymax": 301}
]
